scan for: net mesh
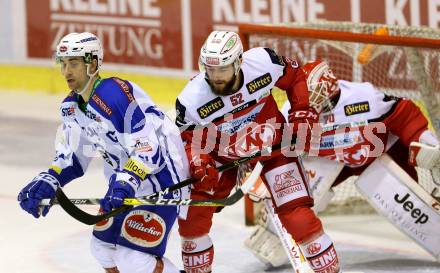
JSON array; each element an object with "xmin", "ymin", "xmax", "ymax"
[{"xmin": 242, "ymin": 21, "xmax": 440, "ymax": 214}]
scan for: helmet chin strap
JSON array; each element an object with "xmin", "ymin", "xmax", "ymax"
[{"xmin": 74, "ymin": 64, "xmax": 99, "ymax": 95}]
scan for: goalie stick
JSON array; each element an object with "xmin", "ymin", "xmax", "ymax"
[
  {"xmin": 44, "ymin": 162, "xmax": 263, "ymax": 225},
  {"xmin": 263, "ymin": 198, "xmax": 313, "ymax": 273}
]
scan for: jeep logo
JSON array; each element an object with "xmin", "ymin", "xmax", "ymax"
[{"xmin": 394, "ymin": 193, "xmax": 429, "ymax": 224}]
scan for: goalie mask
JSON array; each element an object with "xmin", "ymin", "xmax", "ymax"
[
  {"xmin": 55, "ymin": 32, "xmax": 103, "ymax": 94},
  {"xmin": 302, "ymin": 60, "xmax": 339, "ymax": 113}
]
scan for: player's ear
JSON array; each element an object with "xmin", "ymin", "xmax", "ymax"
[{"xmin": 91, "ymin": 58, "xmax": 98, "ymax": 73}]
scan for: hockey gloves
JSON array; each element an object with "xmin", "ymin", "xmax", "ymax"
[
  {"xmin": 189, "ymin": 153, "xmax": 219, "ymax": 192},
  {"xmin": 100, "ymin": 172, "xmax": 140, "ymax": 213},
  {"xmin": 288, "ymin": 107, "xmax": 319, "ymax": 135},
  {"xmin": 18, "ymin": 172, "xmax": 60, "ymax": 218},
  {"xmin": 288, "ymin": 107, "xmax": 319, "ymax": 147}
]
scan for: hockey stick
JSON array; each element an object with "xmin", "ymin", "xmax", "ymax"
[
  {"xmin": 47, "ymin": 162, "xmax": 263, "ymax": 207},
  {"xmin": 263, "ymin": 199, "xmax": 313, "ymax": 273},
  {"xmin": 45, "ymin": 162, "xmax": 263, "ymax": 225},
  {"xmin": 44, "ymin": 138, "xmax": 294, "ymax": 225}
]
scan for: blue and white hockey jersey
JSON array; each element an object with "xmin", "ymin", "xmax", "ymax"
[{"xmin": 48, "ymin": 77, "xmax": 189, "ymax": 202}]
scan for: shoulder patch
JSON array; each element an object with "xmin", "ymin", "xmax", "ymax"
[
  {"xmin": 112, "ymin": 77, "xmax": 134, "ymax": 102},
  {"xmin": 246, "ymin": 73, "xmax": 272, "ymax": 94},
  {"xmin": 344, "ymin": 101, "xmax": 370, "ymax": 116},
  {"xmin": 197, "ymin": 97, "xmax": 224, "ymax": 119},
  {"xmin": 263, "ymin": 48, "xmax": 284, "ymax": 66}
]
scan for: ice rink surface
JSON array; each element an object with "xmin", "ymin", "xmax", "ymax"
[{"xmin": 1, "ymin": 91, "xmax": 439, "ymax": 273}]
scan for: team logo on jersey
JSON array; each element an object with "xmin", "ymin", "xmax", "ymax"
[
  {"xmin": 344, "ymin": 101, "xmax": 370, "ymax": 116},
  {"xmin": 122, "ymin": 210, "xmax": 166, "ymax": 248},
  {"xmin": 197, "ymin": 97, "xmax": 224, "ymax": 118},
  {"xmin": 246, "ymin": 73, "xmax": 272, "ymax": 94}
]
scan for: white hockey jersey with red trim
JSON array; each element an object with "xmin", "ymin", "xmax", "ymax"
[
  {"xmin": 283, "ymin": 80, "xmax": 429, "ymax": 167},
  {"xmin": 176, "ymin": 47, "xmax": 309, "ymax": 161}
]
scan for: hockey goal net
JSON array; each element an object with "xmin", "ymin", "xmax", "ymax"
[{"xmin": 239, "ymin": 21, "xmax": 440, "ymax": 224}]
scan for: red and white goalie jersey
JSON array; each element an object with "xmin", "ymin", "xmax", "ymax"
[
  {"xmin": 283, "ymin": 79, "xmax": 436, "ymax": 175},
  {"xmin": 176, "ymin": 47, "xmax": 308, "ymax": 161}
]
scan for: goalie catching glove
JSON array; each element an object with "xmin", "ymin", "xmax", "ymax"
[{"xmin": 409, "ymin": 142, "xmax": 440, "ymax": 189}]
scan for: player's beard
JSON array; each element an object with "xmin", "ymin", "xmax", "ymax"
[{"xmin": 208, "ymin": 74, "xmax": 238, "ymax": 96}]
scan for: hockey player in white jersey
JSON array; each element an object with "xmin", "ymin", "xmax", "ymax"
[
  {"xmin": 17, "ymin": 32, "xmax": 189, "ymax": 273},
  {"xmin": 175, "ymin": 31, "xmax": 341, "ymax": 273},
  {"xmin": 246, "ymin": 60, "xmax": 440, "ymax": 267}
]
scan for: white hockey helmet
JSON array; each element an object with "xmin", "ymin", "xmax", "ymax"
[
  {"xmin": 302, "ymin": 60, "xmax": 340, "ymax": 113},
  {"xmin": 55, "ymin": 32, "xmax": 103, "ymax": 70},
  {"xmin": 199, "ymin": 30, "xmax": 243, "ymax": 75}
]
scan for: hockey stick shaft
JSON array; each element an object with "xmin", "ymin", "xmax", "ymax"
[
  {"xmin": 44, "ymin": 137, "xmax": 295, "ymax": 225},
  {"xmin": 49, "ymin": 162, "xmax": 263, "ymax": 225},
  {"xmin": 45, "ymin": 162, "xmax": 263, "ymax": 207}
]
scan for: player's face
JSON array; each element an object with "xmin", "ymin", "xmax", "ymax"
[
  {"xmin": 205, "ymin": 64, "xmax": 236, "ymax": 95},
  {"xmin": 59, "ymin": 57, "xmax": 88, "ymax": 91}
]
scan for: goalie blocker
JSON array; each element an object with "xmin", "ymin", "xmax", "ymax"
[{"xmin": 356, "ymin": 154, "xmax": 440, "ymax": 260}]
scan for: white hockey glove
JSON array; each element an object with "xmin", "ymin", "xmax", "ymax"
[{"xmin": 409, "ymin": 142, "xmax": 440, "ymax": 199}]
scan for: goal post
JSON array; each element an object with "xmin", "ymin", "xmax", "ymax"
[{"xmin": 238, "ymin": 21, "xmax": 440, "ymax": 225}]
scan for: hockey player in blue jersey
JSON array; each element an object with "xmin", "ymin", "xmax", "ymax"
[{"xmin": 17, "ymin": 32, "xmax": 189, "ymax": 273}]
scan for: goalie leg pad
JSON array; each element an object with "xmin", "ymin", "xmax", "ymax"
[
  {"xmin": 356, "ymin": 154, "xmax": 440, "ymax": 260},
  {"xmin": 299, "ymin": 233, "xmax": 340, "ymax": 273},
  {"xmin": 181, "ymin": 235, "xmax": 214, "ymax": 273},
  {"xmin": 244, "ymin": 205, "xmax": 289, "ymax": 267},
  {"xmin": 409, "ymin": 141, "xmax": 440, "ymax": 170}
]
